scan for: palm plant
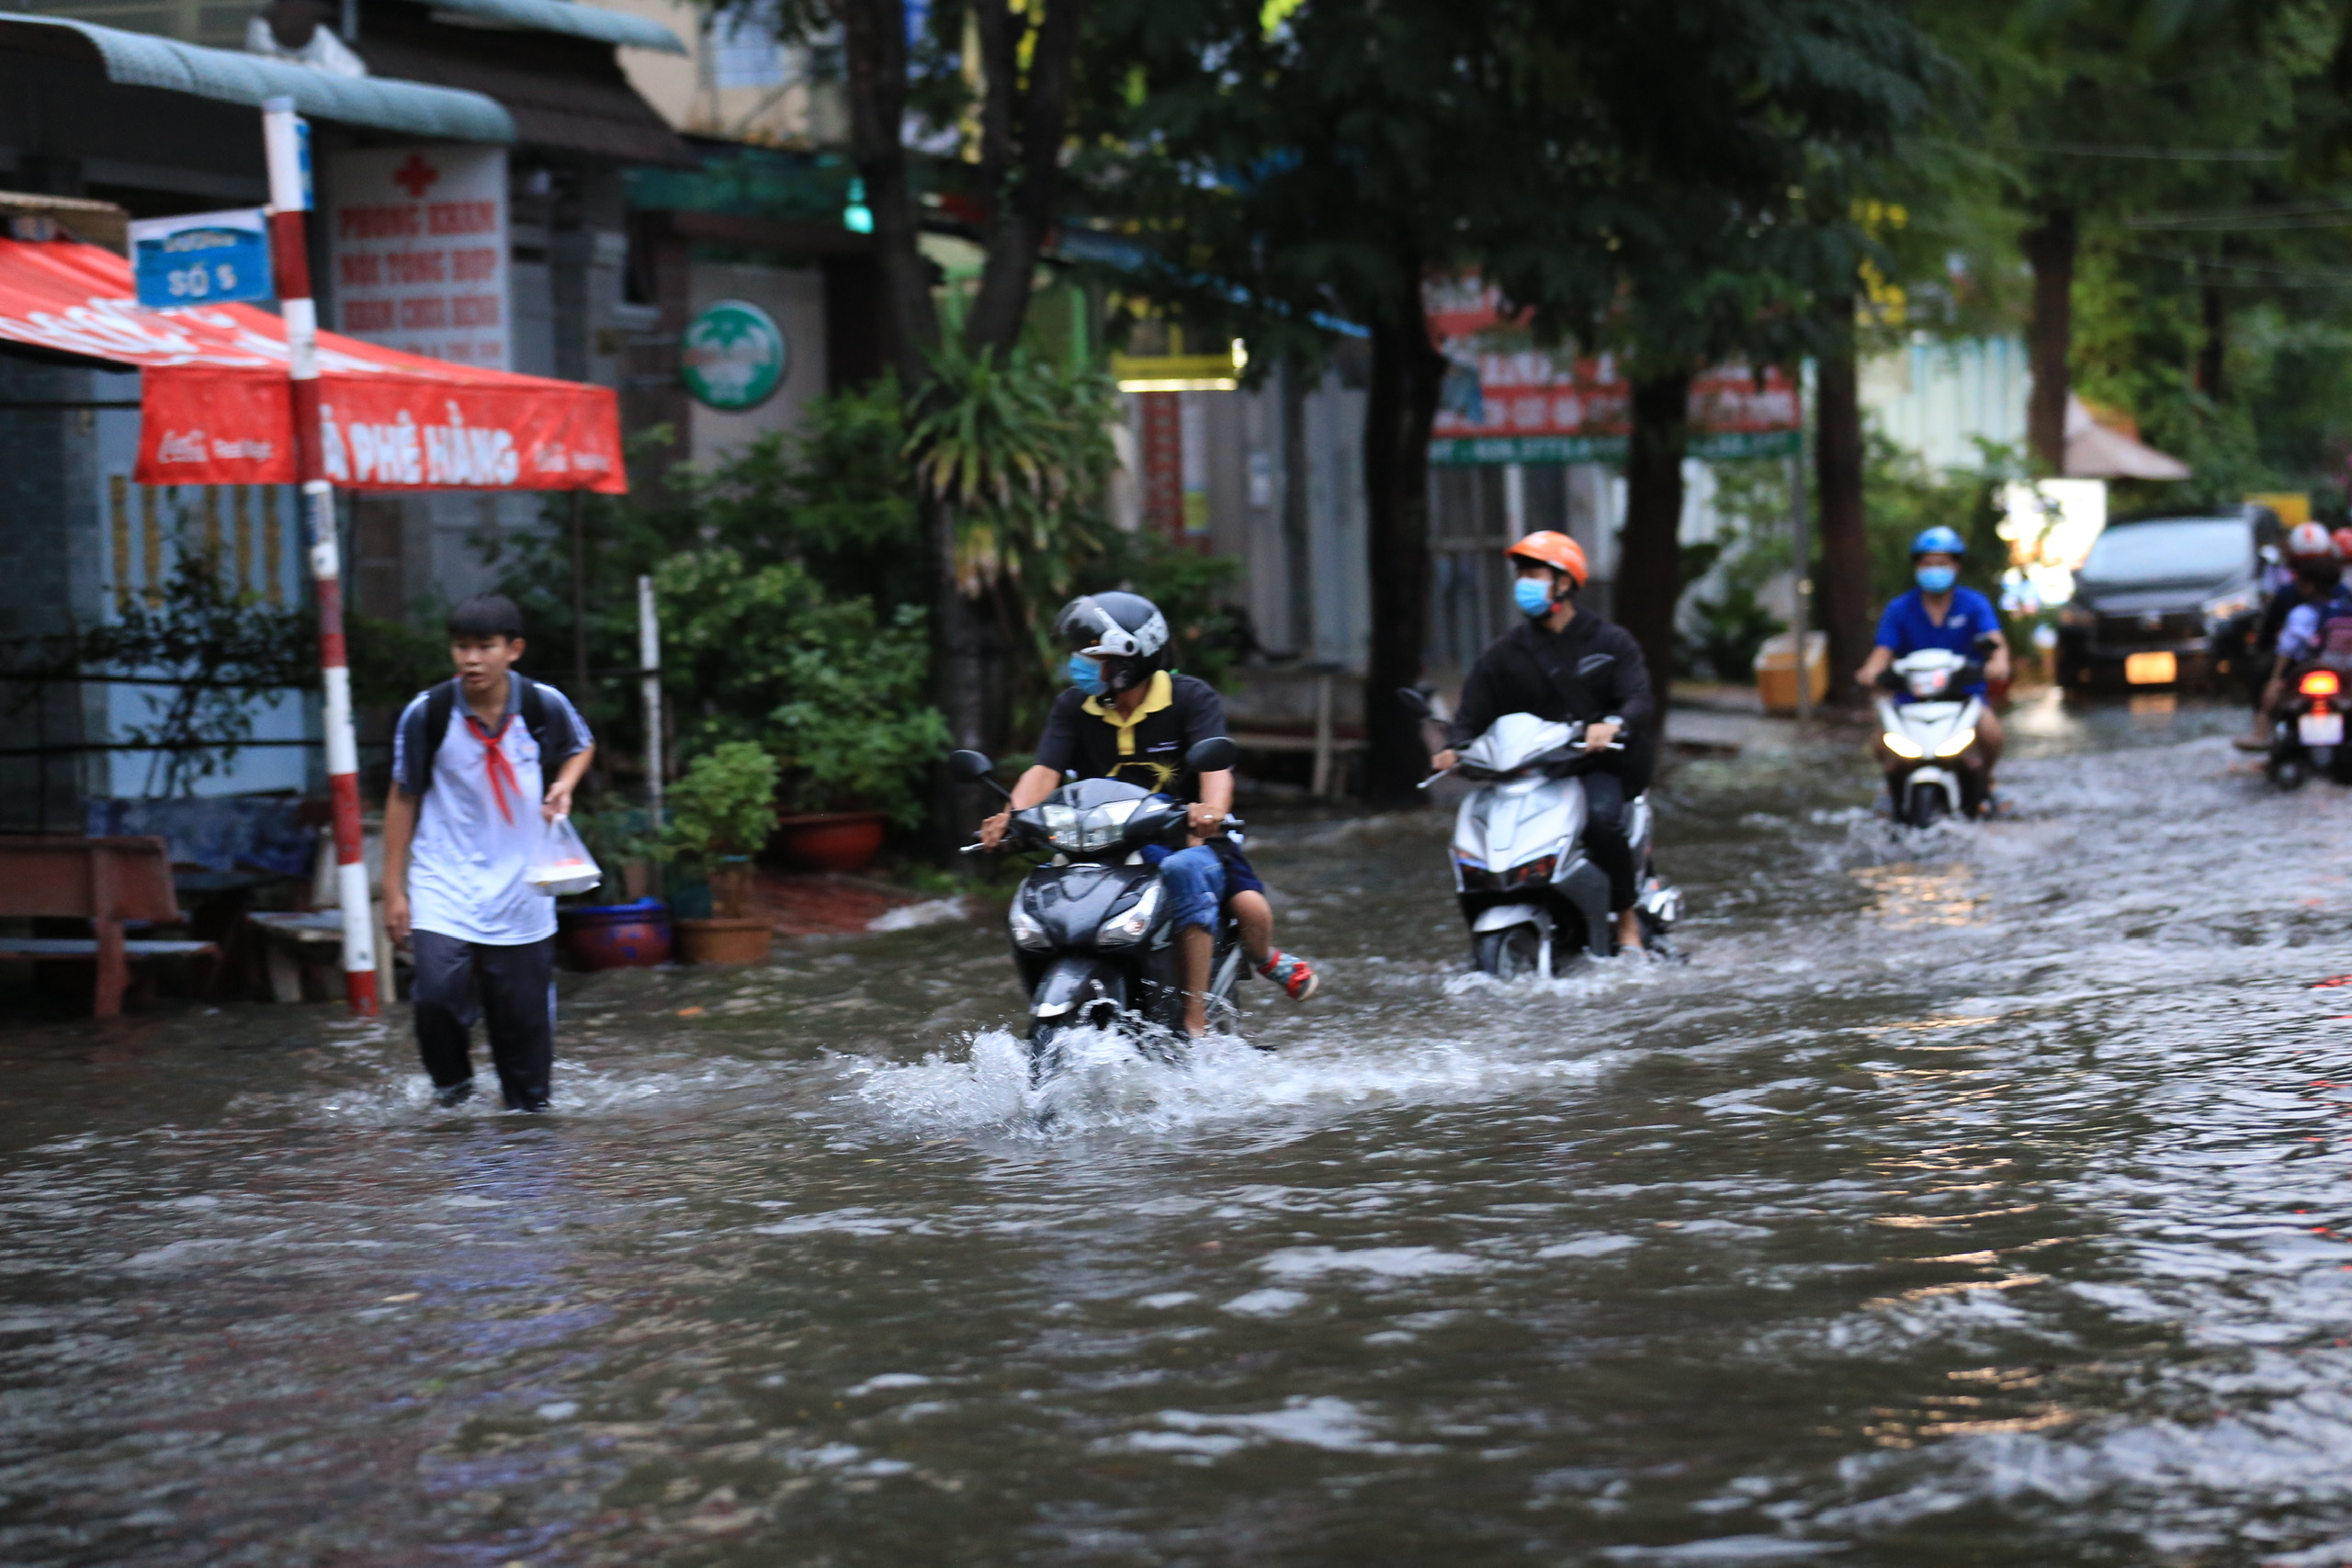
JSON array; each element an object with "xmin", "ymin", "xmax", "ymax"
[{"xmin": 903, "ymin": 341, "xmax": 1121, "ymax": 681}]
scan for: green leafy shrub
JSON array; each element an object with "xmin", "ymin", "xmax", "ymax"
[
  {"xmin": 663, "ymin": 741, "xmax": 780, "ymax": 866},
  {"xmin": 654, "ymin": 548, "xmax": 948, "ymax": 827}
]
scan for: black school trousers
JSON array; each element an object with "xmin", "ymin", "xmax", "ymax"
[
  {"xmin": 410, "ymin": 930, "xmax": 556, "ymax": 1108},
  {"xmin": 1582, "ymin": 742, "xmax": 1655, "ymax": 914}
]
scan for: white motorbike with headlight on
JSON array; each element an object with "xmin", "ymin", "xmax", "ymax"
[
  {"xmin": 1875, "ymin": 644, "xmax": 1991, "ymax": 826},
  {"xmin": 1401, "ymin": 693, "xmax": 1680, "ymax": 980},
  {"xmin": 951, "ymin": 739, "xmax": 1248, "ymax": 1083}
]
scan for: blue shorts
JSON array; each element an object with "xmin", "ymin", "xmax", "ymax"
[{"xmin": 1139, "ymin": 838, "xmax": 1264, "ymax": 932}]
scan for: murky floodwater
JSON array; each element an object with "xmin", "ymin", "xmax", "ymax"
[{"xmin": 11, "ymin": 694, "xmax": 2352, "ymax": 1566}]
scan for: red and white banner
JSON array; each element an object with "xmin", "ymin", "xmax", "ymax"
[
  {"xmin": 329, "ymin": 144, "xmax": 510, "ymax": 370},
  {"xmin": 0, "ymin": 237, "xmax": 623, "ymax": 492},
  {"xmin": 1427, "ymin": 280, "xmax": 1801, "ymax": 465}
]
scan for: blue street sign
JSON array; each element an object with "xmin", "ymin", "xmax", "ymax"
[{"xmin": 128, "ymin": 209, "xmax": 274, "ymax": 309}]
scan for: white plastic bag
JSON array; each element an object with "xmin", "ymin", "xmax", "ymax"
[{"xmin": 526, "ymin": 814, "xmax": 603, "ymax": 897}]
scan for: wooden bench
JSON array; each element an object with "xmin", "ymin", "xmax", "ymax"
[
  {"xmin": 1230, "ymin": 673, "xmax": 1363, "ymax": 798},
  {"xmin": 0, "ymin": 836, "xmax": 217, "ymax": 1016}
]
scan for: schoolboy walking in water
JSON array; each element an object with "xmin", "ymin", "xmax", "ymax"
[{"xmin": 383, "ymin": 594, "xmax": 594, "ymax": 1111}]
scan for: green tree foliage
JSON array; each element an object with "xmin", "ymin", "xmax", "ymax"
[
  {"xmin": 652, "ymin": 549, "xmax": 948, "ymax": 828},
  {"xmin": 69, "ymin": 538, "xmax": 311, "ymax": 795}
]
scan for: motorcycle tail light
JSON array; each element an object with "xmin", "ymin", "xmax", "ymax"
[{"xmin": 2302, "ymin": 670, "xmax": 2340, "ymax": 697}]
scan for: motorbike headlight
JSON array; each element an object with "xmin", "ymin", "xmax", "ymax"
[
  {"xmin": 1933, "ymin": 727, "xmax": 1977, "ymax": 758},
  {"xmin": 1883, "ymin": 732, "xmax": 1926, "ymax": 760},
  {"xmin": 1096, "ymin": 881, "xmax": 1161, "ymax": 948},
  {"xmin": 1038, "ymin": 803, "xmax": 1080, "ymax": 852},
  {"xmin": 1009, "ymin": 898, "xmax": 1051, "ymax": 951}
]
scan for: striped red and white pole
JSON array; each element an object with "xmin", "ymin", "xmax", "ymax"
[{"xmin": 263, "ymin": 96, "xmax": 379, "ymax": 1018}]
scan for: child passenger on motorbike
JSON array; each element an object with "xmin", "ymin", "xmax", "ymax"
[
  {"xmin": 1429, "ymin": 532, "xmax": 1657, "ymax": 955},
  {"xmin": 1854, "ymin": 526, "xmax": 2010, "ymax": 802},
  {"xmin": 977, "ymin": 591, "xmax": 1318, "ymax": 1035}
]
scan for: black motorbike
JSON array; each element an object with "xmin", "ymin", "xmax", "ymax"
[
  {"xmin": 952, "ymin": 739, "xmax": 1249, "ymax": 1081},
  {"xmin": 2267, "ymin": 661, "xmax": 2352, "ymax": 791}
]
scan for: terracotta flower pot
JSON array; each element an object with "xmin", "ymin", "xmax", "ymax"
[
  {"xmin": 775, "ymin": 810, "xmax": 888, "ymax": 873},
  {"xmin": 673, "ymin": 917, "xmax": 774, "ymax": 965}
]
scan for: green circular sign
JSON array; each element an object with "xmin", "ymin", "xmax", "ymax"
[{"xmin": 679, "ymin": 299, "xmax": 788, "ymax": 411}]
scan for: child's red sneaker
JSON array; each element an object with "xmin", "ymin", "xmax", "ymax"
[{"xmin": 1257, "ymin": 950, "xmax": 1318, "ymax": 1001}]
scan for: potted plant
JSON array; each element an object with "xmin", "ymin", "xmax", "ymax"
[
  {"xmin": 651, "ymin": 552, "xmax": 947, "ymax": 875},
  {"xmin": 662, "ymin": 742, "xmax": 781, "ymax": 964},
  {"xmin": 768, "ymin": 604, "xmax": 948, "ymax": 871}
]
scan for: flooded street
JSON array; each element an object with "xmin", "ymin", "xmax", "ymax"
[{"xmin": 13, "ymin": 695, "xmax": 2352, "ymax": 1566}]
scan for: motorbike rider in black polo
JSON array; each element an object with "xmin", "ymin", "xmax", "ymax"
[{"xmin": 1429, "ymin": 531, "xmax": 1657, "ymax": 955}]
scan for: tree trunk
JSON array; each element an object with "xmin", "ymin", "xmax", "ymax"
[
  {"xmin": 2198, "ymin": 276, "xmax": 2226, "ymax": 400},
  {"xmin": 1361, "ymin": 268, "xmax": 1448, "ymax": 804},
  {"xmin": 963, "ymin": 0, "xmax": 1087, "ymax": 354},
  {"xmin": 2022, "ymin": 209, "xmax": 2076, "ymax": 473},
  {"xmin": 831, "ymin": 0, "xmax": 938, "ymax": 389},
  {"xmin": 1619, "ymin": 370, "xmax": 1691, "ymax": 721},
  {"xmin": 1814, "ymin": 299, "xmax": 1870, "ymax": 704}
]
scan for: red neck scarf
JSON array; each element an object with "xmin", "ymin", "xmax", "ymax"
[{"xmin": 466, "ymin": 710, "xmax": 523, "ymax": 824}]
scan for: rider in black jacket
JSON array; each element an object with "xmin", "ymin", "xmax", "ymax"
[{"xmin": 1432, "ymin": 531, "xmax": 1657, "ymax": 953}]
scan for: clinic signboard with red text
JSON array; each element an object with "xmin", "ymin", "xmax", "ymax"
[
  {"xmin": 1427, "ymin": 281, "xmax": 1800, "ymax": 464},
  {"xmin": 328, "ymin": 145, "xmax": 510, "ymax": 371}
]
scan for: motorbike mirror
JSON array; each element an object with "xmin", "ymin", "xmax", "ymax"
[
  {"xmin": 1396, "ymin": 686, "xmax": 1433, "ymax": 718},
  {"xmin": 1185, "ymin": 737, "xmax": 1238, "ymax": 773},
  {"xmin": 946, "ymin": 749, "xmax": 997, "ymax": 783}
]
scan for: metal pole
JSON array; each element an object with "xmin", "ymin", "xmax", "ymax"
[
  {"xmin": 1789, "ymin": 446, "xmax": 1813, "ymax": 725},
  {"xmin": 264, "ymin": 96, "xmax": 377, "ymax": 1017},
  {"xmin": 638, "ymin": 574, "xmax": 662, "ymax": 827}
]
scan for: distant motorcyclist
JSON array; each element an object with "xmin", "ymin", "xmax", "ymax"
[
  {"xmin": 978, "ymin": 592, "xmax": 1317, "ymax": 1034},
  {"xmin": 1855, "ymin": 526, "xmax": 2010, "ymax": 799},
  {"xmin": 2243, "ymin": 524, "xmax": 2344, "ymax": 742},
  {"xmin": 2262, "ymin": 539, "xmax": 2352, "ymax": 711},
  {"xmin": 1431, "ymin": 532, "xmax": 1657, "ymax": 955}
]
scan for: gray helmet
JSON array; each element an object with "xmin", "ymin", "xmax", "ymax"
[{"xmin": 1055, "ymin": 592, "xmax": 1170, "ymax": 660}]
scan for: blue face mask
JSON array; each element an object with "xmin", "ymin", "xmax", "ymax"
[
  {"xmin": 1067, "ymin": 654, "xmax": 1105, "ymax": 695},
  {"xmin": 1513, "ymin": 578, "xmax": 1556, "ymax": 617},
  {"xmin": 1916, "ymin": 565, "xmax": 1958, "ymax": 594}
]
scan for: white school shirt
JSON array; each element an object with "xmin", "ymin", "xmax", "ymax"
[{"xmin": 391, "ymin": 677, "xmax": 592, "ymax": 945}]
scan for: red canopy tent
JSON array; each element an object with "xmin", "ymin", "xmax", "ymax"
[{"xmin": 0, "ymin": 236, "xmax": 625, "ymax": 493}]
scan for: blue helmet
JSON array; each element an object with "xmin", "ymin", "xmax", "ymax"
[{"xmin": 1910, "ymin": 525, "xmax": 1966, "ymax": 558}]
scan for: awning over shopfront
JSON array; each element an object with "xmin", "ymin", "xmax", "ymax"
[{"xmin": 0, "ymin": 236, "xmax": 624, "ymax": 493}]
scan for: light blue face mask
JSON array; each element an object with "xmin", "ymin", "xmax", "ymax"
[
  {"xmin": 1916, "ymin": 564, "xmax": 1958, "ymax": 594},
  {"xmin": 1067, "ymin": 654, "xmax": 1106, "ymax": 695},
  {"xmin": 1513, "ymin": 578, "xmax": 1556, "ymax": 617}
]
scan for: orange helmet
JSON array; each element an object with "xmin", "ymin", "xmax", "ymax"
[
  {"xmin": 1506, "ymin": 531, "xmax": 1589, "ymax": 588},
  {"xmin": 2331, "ymin": 526, "xmax": 2352, "ymax": 561},
  {"xmin": 2288, "ymin": 521, "xmax": 2337, "ymax": 561}
]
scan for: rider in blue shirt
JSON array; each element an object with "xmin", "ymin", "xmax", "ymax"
[{"xmin": 1854, "ymin": 526, "xmax": 2012, "ymax": 790}]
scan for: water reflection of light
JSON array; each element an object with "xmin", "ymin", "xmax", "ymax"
[{"xmin": 1850, "ymin": 863, "xmax": 1987, "ymax": 929}]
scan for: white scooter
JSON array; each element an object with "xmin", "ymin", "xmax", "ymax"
[
  {"xmin": 1875, "ymin": 644, "xmax": 1991, "ymax": 826},
  {"xmin": 1403, "ymin": 693, "xmax": 1680, "ymax": 979}
]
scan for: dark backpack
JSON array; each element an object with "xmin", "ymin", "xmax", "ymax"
[{"xmin": 400, "ymin": 675, "xmax": 569, "ymax": 796}]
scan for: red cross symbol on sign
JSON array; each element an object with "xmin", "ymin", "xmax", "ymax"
[{"xmin": 391, "ymin": 154, "xmax": 441, "ymax": 199}]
